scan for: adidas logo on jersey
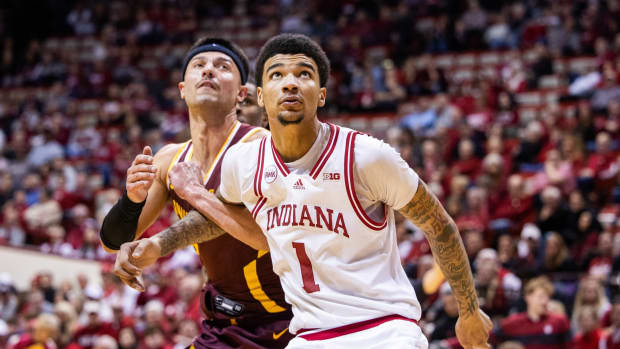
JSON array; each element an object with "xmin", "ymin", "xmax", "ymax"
[{"xmin": 293, "ymin": 178, "xmax": 305, "ymax": 190}]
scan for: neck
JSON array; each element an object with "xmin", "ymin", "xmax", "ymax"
[
  {"xmin": 188, "ymin": 107, "xmax": 238, "ymax": 168},
  {"xmin": 271, "ymin": 115, "xmax": 321, "ymax": 163},
  {"xmin": 527, "ymin": 308, "xmax": 543, "ymax": 322}
]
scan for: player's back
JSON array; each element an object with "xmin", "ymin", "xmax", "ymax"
[{"xmin": 220, "ymin": 123, "xmax": 422, "ymax": 333}]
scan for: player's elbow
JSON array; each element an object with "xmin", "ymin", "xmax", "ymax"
[
  {"xmin": 101, "ymin": 242, "xmax": 118, "ymax": 254},
  {"xmin": 249, "ymin": 238, "xmax": 269, "ymax": 251}
]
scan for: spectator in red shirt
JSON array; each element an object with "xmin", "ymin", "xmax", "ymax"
[
  {"xmin": 71, "ymin": 301, "xmax": 117, "ymax": 349},
  {"xmin": 138, "ymin": 300, "xmax": 171, "ymax": 338},
  {"xmin": 571, "ymin": 305, "xmax": 604, "ymax": 349},
  {"xmin": 9, "ymin": 313, "xmax": 60, "ymax": 349},
  {"xmin": 492, "ymin": 174, "xmax": 534, "ymax": 228},
  {"xmin": 601, "ymin": 298, "xmax": 620, "ymax": 349},
  {"xmin": 456, "ymin": 186, "xmax": 490, "ymax": 237},
  {"xmin": 584, "ymin": 132, "xmax": 620, "ymax": 195},
  {"xmin": 582, "ymin": 231, "xmax": 615, "ymax": 281},
  {"xmin": 450, "ymin": 139, "xmax": 482, "ymax": 179},
  {"xmin": 474, "ymin": 248, "xmax": 522, "ymax": 318},
  {"xmin": 492, "ymin": 276, "xmax": 571, "ymax": 348}
]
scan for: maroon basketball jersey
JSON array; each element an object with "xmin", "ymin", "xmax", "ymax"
[{"xmin": 166, "ymin": 122, "xmax": 289, "ymax": 318}]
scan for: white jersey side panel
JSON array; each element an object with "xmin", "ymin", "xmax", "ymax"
[{"xmin": 220, "ymin": 124, "xmax": 421, "ymax": 334}]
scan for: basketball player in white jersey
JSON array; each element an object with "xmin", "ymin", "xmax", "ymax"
[
  {"xmin": 102, "ymin": 38, "xmax": 296, "ymax": 348},
  {"xmin": 118, "ymin": 34, "xmax": 492, "ymax": 348}
]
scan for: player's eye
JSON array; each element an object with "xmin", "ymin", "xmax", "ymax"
[
  {"xmin": 193, "ymin": 62, "xmax": 204, "ymax": 68},
  {"xmin": 270, "ymin": 72, "xmax": 282, "ymax": 79},
  {"xmin": 300, "ymin": 71, "xmax": 311, "ymax": 78}
]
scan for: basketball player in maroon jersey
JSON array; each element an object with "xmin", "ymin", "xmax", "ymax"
[{"xmin": 100, "ymin": 38, "xmax": 292, "ymax": 348}]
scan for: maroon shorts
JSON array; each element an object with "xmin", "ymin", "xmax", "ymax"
[
  {"xmin": 192, "ymin": 283, "xmax": 293, "ymax": 349},
  {"xmin": 192, "ymin": 312, "xmax": 293, "ymax": 349}
]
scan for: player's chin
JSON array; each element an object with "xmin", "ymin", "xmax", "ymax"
[
  {"xmin": 193, "ymin": 93, "xmax": 220, "ymax": 104},
  {"xmin": 276, "ymin": 111, "xmax": 304, "ymax": 126}
]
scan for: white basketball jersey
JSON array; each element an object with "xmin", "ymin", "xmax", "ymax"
[{"xmin": 220, "ymin": 123, "xmax": 422, "ymax": 334}]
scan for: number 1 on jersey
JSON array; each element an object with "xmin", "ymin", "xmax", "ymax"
[{"xmin": 292, "ymin": 242, "xmax": 320, "ymax": 293}]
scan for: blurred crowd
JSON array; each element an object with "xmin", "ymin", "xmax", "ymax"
[{"xmin": 0, "ymin": 0, "xmax": 619, "ymax": 348}]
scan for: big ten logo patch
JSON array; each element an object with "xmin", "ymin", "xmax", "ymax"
[
  {"xmin": 264, "ymin": 165, "xmax": 278, "ymax": 183},
  {"xmin": 323, "ymin": 172, "xmax": 340, "ymax": 181}
]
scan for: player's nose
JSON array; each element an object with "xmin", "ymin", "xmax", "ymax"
[
  {"xmin": 281, "ymin": 74, "xmax": 299, "ymax": 93},
  {"xmin": 201, "ymin": 62, "xmax": 216, "ymax": 79}
]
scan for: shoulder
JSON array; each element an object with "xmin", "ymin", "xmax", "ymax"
[
  {"xmin": 239, "ymin": 126, "xmax": 270, "ymax": 143},
  {"xmin": 350, "ymin": 130, "xmax": 395, "ymax": 158},
  {"xmin": 347, "ymin": 129, "xmax": 404, "ymax": 170},
  {"xmin": 154, "ymin": 142, "xmax": 188, "ymax": 181},
  {"xmin": 154, "ymin": 142, "xmax": 187, "ymax": 163},
  {"xmin": 224, "ymin": 136, "xmax": 266, "ymax": 171},
  {"xmin": 229, "ymin": 136, "xmax": 264, "ymax": 155}
]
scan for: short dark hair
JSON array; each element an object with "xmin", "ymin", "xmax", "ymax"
[
  {"xmin": 186, "ymin": 37, "xmax": 250, "ymax": 82},
  {"xmin": 255, "ymin": 34, "xmax": 330, "ymax": 87}
]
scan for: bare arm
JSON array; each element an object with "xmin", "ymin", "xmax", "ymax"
[
  {"xmin": 167, "ymin": 161, "xmax": 268, "ymax": 251},
  {"xmin": 153, "ymin": 210, "xmax": 226, "ymax": 256},
  {"xmin": 101, "ymin": 144, "xmax": 178, "ymax": 253},
  {"xmin": 152, "ymin": 193, "xmax": 267, "ymax": 255},
  {"xmin": 189, "ymin": 188, "xmax": 267, "ymax": 250},
  {"xmin": 114, "ymin": 210, "xmax": 226, "ymax": 291},
  {"xmin": 133, "ymin": 144, "xmax": 179, "ymax": 238},
  {"xmin": 398, "ymin": 180, "xmax": 478, "ymax": 317}
]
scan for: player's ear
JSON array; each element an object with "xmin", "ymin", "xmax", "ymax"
[
  {"xmin": 318, "ymin": 87, "xmax": 326, "ymax": 107},
  {"xmin": 178, "ymin": 81, "xmax": 185, "ymax": 100},
  {"xmin": 237, "ymin": 85, "xmax": 248, "ymax": 103},
  {"xmin": 257, "ymin": 86, "xmax": 265, "ymax": 107}
]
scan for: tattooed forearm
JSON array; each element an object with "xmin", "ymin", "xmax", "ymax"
[
  {"xmin": 156, "ymin": 210, "xmax": 225, "ymax": 256},
  {"xmin": 399, "ymin": 181, "xmax": 479, "ymax": 317}
]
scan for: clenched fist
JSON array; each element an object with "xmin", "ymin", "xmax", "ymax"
[
  {"xmin": 456, "ymin": 308, "xmax": 493, "ymax": 349},
  {"xmin": 126, "ymin": 146, "xmax": 158, "ymax": 203},
  {"xmin": 113, "ymin": 237, "xmax": 163, "ymax": 292},
  {"xmin": 168, "ymin": 161, "xmax": 204, "ymax": 201}
]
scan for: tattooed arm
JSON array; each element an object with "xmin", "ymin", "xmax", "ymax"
[
  {"xmin": 113, "ymin": 210, "xmax": 225, "ymax": 291},
  {"xmin": 398, "ymin": 180, "xmax": 492, "ymax": 348},
  {"xmin": 154, "ymin": 210, "xmax": 225, "ymax": 256}
]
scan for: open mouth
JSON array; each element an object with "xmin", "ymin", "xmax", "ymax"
[
  {"xmin": 280, "ymin": 96, "xmax": 302, "ymax": 106},
  {"xmin": 197, "ymin": 80, "xmax": 218, "ymax": 90}
]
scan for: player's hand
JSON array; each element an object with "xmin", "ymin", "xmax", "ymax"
[
  {"xmin": 126, "ymin": 146, "xmax": 158, "ymax": 203},
  {"xmin": 113, "ymin": 238, "xmax": 162, "ymax": 292},
  {"xmin": 168, "ymin": 161, "xmax": 204, "ymax": 201},
  {"xmin": 455, "ymin": 308, "xmax": 493, "ymax": 349}
]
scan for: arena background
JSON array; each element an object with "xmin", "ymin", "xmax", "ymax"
[{"xmin": 0, "ymin": 0, "xmax": 619, "ymax": 348}]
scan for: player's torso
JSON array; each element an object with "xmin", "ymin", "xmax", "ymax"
[
  {"xmin": 167, "ymin": 122, "xmax": 289, "ymax": 317},
  {"xmin": 241, "ymin": 124, "xmax": 420, "ymax": 332}
]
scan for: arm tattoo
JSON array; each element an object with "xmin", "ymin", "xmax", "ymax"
[
  {"xmin": 157, "ymin": 210, "xmax": 225, "ymax": 256},
  {"xmin": 398, "ymin": 181, "xmax": 479, "ymax": 317}
]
